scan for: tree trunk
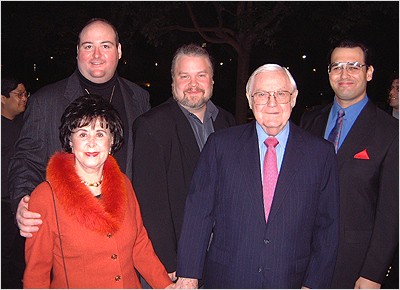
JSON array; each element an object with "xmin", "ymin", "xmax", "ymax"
[{"xmin": 235, "ymin": 48, "xmax": 251, "ymax": 124}]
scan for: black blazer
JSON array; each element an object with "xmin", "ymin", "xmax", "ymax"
[
  {"xmin": 9, "ymin": 70, "xmax": 150, "ymax": 210},
  {"xmin": 300, "ymin": 100, "xmax": 399, "ymax": 288},
  {"xmin": 131, "ymin": 98, "xmax": 235, "ymax": 272}
]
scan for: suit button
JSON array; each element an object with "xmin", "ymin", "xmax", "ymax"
[
  {"xmin": 107, "ymin": 233, "xmax": 112, "ymax": 238},
  {"xmin": 264, "ymin": 239, "xmax": 270, "ymax": 244},
  {"xmin": 115, "ymin": 275, "xmax": 121, "ymax": 281},
  {"xmin": 111, "ymin": 254, "xmax": 118, "ymax": 260},
  {"xmin": 258, "ymin": 267, "xmax": 262, "ymax": 272}
]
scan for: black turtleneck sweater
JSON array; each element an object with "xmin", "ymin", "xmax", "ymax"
[{"xmin": 77, "ymin": 70, "xmax": 128, "ymax": 173}]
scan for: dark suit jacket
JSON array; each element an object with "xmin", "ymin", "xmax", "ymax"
[
  {"xmin": 300, "ymin": 100, "xmax": 399, "ymax": 288},
  {"xmin": 9, "ymin": 70, "xmax": 150, "ymax": 211},
  {"xmin": 131, "ymin": 98, "xmax": 235, "ymax": 272},
  {"xmin": 176, "ymin": 121, "xmax": 340, "ymax": 288}
]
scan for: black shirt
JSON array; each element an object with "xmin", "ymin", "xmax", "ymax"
[{"xmin": 77, "ymin": 70, "xmax": 128, "ymax": 173}]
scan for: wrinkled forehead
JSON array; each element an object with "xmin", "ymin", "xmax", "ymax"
[{"xmin": 253, "ymin": 70, "xmax": 291, "ymax": 88}]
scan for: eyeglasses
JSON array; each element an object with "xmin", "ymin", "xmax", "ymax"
[
  {"xmin": 10, "ymin": 91, "xmax": 30, "ymax": 99},
  {"xmin": 251, "ymin": 90, "xmax": 292, "ymax": 105},
  {"xmin": 328, "ymin": 62, "xmax": 368, "ymax": 74}
]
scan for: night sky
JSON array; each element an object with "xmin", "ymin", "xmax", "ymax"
[{"xmin": 2, "ymin": 1, "xmax": 399, "ymax": 122}]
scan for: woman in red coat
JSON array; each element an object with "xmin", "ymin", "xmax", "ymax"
[{"xmin": 23, "ymin": 94, "xmax": 173, "ymax": 289}]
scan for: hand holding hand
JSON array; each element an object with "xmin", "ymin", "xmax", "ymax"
[
  {"xmin": 174, "ymin": 277, "xmax": 198, "ymax": 289},
  {"xmin": 16, "ymin": 195, "xmax": 42, "ymax": 238},
  {"xmin": 354, "ymin": 276, "xmax": 381, "ymax": 289},
  {"xmin": 168, "ymin": 271, "xmax": 177, "ymax": 282}
]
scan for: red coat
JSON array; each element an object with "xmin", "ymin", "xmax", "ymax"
[{"xmin": 23, "ymin": 152, "xmax": 171, "ymax": 289}]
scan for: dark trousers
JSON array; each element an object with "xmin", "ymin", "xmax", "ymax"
[{"xmin": 1, "ymin": 201, "xmax": 26, "ymax": 289}]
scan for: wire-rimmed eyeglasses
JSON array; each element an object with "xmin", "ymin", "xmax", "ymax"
[
  {"xmin": 10, "ymin": 90, "xmax": 30, "ymax": 99},
  {"xmin": 328, "ymin": 62, "xmax": 368, "ymax": 74},
  {"xmin": 251, "ymin": 90, "xmax": 292, "ymax": 105}
]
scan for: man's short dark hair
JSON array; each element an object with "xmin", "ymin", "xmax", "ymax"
[
  {"xmin": 328, "ymin": 40, "xmax": 372, "ymax": 66},
  {"xmin": 1, "ymin": 77, "xmax": 22, "ymax": 98},
  {"xmin": 77, "ymin": 18, "xmax": 120, "ymax": 46},
  {"xmin": 171, "ymin": 43, "xmax": 214, "ymax": 78}
]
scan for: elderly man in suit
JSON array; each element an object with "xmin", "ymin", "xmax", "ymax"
[
  {"xmin": 300, "ymin": 40, "xmax": 399, "ymax": 289},
  {"xmin": 175, "ymin": 63, "xmax": 340, "ymax": 288}
]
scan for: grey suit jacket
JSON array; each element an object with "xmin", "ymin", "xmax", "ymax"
[
  {"xmin": 9, "ymin": 70, "xmax": 150, "ymax": 211},
  {"xmin": 177, "ymin": 121, "xmax": 340, "ymax": 288}
]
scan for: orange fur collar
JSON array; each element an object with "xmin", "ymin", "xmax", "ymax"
[{"xmin": 46, "ymin": 152, "xmax": 127, "ymax": 234}]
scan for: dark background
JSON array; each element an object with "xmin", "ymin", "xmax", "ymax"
[{"xmin": 2, "ymin": 1, "xmax": 399, "ymax": 123}]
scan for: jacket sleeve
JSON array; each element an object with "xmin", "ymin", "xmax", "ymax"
[
  {"xmin": 302, "ymin": 144, "xmax": 340, "ymax": 288},
  {"xmin": 360, "ymin": 130, "xmax": 399, "ymax": 283},
  {"xmin": 125, "ymin": 178, "xmax": 171, "ymax": 288},
  {"xmin": 8, "ymin": 95, "xmax": 49, "ymax": 213},
  {"xmin": 23, "ymin": 182, "xmax": 55, "ymax": 288},
  {"xmin": 176, "ymin": 134, "xmax": 218, "ymax": 279},
  {"xmin": 132, "ymin": 116, "xmax": 178, "ymax": 272}
]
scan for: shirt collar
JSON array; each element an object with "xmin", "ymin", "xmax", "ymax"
[
  {"xmin": 331, "ymin": 95, "xmax": 369, "ymax": 121},
  {"xmin": 178, "ymin": 100, "xmax": 218, "ymax": 122},
  {"xmin": 256, "ymin": 121, "xmax": 290, "ymax": 149}
]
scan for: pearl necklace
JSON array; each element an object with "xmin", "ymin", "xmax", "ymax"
[{"xmin": 81, "ymin": 176, "xmax": 103, "ymax": 187}]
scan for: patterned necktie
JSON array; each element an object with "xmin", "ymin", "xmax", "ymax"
[
  {"xmin": 327, "ymin": 109, "xmax": 345, "ymax": 153},
  {"xmin": 263, "ymin": 137, "xmax": 279, "ymax": 223}
]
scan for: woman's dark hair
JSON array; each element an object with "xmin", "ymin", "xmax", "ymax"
[{"xmin": 59, "ymin": 94, "xmax": 123, "ymax": 154}]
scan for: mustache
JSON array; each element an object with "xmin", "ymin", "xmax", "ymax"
[{"xmin": 184, "ymin": 87, "xmax": 205, "ymax": 94}]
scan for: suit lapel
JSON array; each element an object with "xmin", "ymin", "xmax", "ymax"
[
  {"xmin": 312, "ymin": 106, "xmax": 331, "ymax": 137},
  {"xmin": 65, "ymin": 72, "xmax": 86, "ymax": 102},
  {"xmin": 268, "ymin": 123, "xmax": 303, "ymax": 222},
  {"xmin": 237, "ymin": 122, "xmax": 267, "ymax": 226},
  {"xmin": 169, "ymin": 100, "xmax": 201, "ymax": 167}
]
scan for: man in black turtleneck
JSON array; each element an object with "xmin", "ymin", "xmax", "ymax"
[{"xmin": 10, "ymin": 18, "xmax": 151, "ymax": 237}]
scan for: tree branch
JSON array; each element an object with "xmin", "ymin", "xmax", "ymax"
[{"xmin": 184, "ymin": 2, "xmax": 240, "ymax": 51}]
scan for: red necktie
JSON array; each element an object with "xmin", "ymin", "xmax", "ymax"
[
  {"xmin": 327, "ymin": 109, "xmax": 345, "ymax": 153},
  {"xmin": 263, "ymin": 137, "xmax": 279, "ymax": 223}
]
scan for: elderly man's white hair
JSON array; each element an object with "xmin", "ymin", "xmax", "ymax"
[{"xmin": 246, "ymin": 64, "xmax": 297, "ymax": 110}]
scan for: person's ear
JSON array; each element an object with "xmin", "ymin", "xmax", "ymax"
[
  {"xmin": 118, "ymin": 43, "xmax": 122, "ymax": 60},
  {"xmin": 366, "ymin": 65, "xmax": 374, "ymax": 82},
  {"xmin": 290, "ymin": 90, "xmax": 299, "ymax": 108},
  {"xmin": 1, "ymin": 95, "xmax": 8, "ymax": 105}
]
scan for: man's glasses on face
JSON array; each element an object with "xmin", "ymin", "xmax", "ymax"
[
  {"xmin": 10, "ymin": 90, "xmax": 30, "ymax": 99},
  {"xmin": 251, "ymin": 91, "xmax": 292, "ymax": 105},
  {"xmin": 328, "ymin": 62, "xmax": 368, "ymax": 74}
]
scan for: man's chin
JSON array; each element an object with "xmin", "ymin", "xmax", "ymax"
[
  {"xmin": 88, "ymin": 71, "xmax": 113, "ymax": 82},
  {"xmin": 176, "ymin": 95, "xmax": 211, "ymax": 109}
]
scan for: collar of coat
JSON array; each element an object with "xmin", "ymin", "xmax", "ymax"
[{"xmin": 46, "ymin": 152, "xmax": 127, "ymax": 234}]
